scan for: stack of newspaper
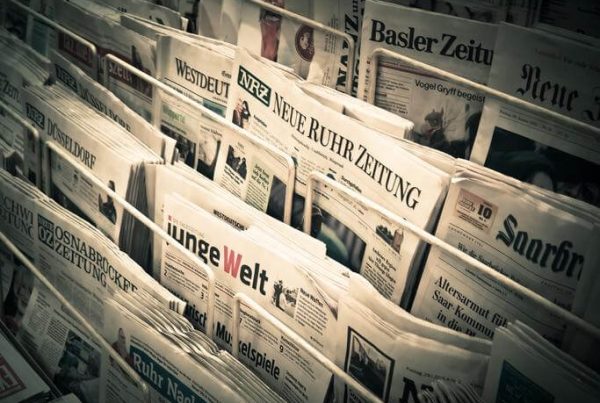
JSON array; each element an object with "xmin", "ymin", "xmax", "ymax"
[
  {"xmin": 483, "ymin": 321, "xmax": 600, "ymax": 403},
  {"xmin": 470, "ymin": 23, "xmax": 600, "ymax": 208},
  {"xmin": 334, "ymin": 274, "xmax": 490, "ymax": 402},
  {"xmin": 49, "ymin": 49, "xmax": 176, "ymax": 162},
  {"xmin": 148, "ymin": 162, "xmax": 347, "ymax": 402},
  {"xmin": 411, "ymin": 159, "xmax": 600, "ymax": 345},
  {"xmin": 0, "ymin": 169, "xmax": 184, "ymax": 320},
  {"xmin": 22, "ymin": 81, "xmax": 163, "ymax": 266},
  {"xmin": 54, "ymin": 0, "xmax": 158, "ymax": 121},
  {"xmin": 0, "ymin": 28, "xmax": 50, "ymax": 181},
  {"xmin": 3, "ymin": 248, "xmax": 283, "ymax": 402},
  {"xmin": 357, "ymin": 0, "xmax": 495, "ymax": 159},
  {"xmin": 226, "ymin": 48, "xmax": 449, "ymax": 306}
]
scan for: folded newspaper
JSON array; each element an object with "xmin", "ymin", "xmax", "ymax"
[
  {"xmin": 411, "ymin": 160, "xmax": 600, "ymax": 345},
  {"xmin": 147, "ymin": 163, "xmax": 348, "ymax": 402},
  {"xmin": 49, "ymin": 49, "xmax": 176, "ymax": 162},
  {"xmin": 470, "ymin": 23, "xmax": 600, "ymax": 207},
  {"xmin": 226, "ymin": 48, "xmax": 449, "ymax": 306},
  {"xmin": 357, "ymin": 1, "xmax": 496, "ymax": 159},
  {"xmin": 54, "ymin": 0, "xmax": 157, "ymax": 122},
  {"xmin": 22, "ymin": 82, "xmax": 162, "ymax": 265},
  {"xmin": 483, "ymin": 321, "xmax": 600, "ymax": 403},
  {"xmin": 0, "ymin": 317, "xmax": 54, "ymax": 401},
  {"xmin": 0, "ymin": 28, "xmax": 50, "ymax": 182},
  {"xmin": 0, "ymin": 169, "xmax": 184, "ymax": 323},
  {"xmin": 334, "ymin": 277, "xmax": 489, "ymax": 403}
]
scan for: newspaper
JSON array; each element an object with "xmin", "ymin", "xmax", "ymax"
[
  {"xmin": 357, "ymin": 1, "xmax": 495, "ymax": 159},
  {"xmin": 470, "ymin": 24, "xmax": 600, "ymax": 207},
  {"xmin": 0, "ymin": 28, "xmax": 50, "ymax": 181},
  {"xmin": 212, "ymin": 125, "xmax": 294, "ymax": 223},
  {"xmin": 0, "ymin": 327, "xmax": 53, "ymax": 402},
  {"xmin": 233, "ymin": 0, "xmax": 348, "ymax": 89},
  {"xmin": 97, "ymin": 0, "xmax": 187, "ymax": 29},
  {"xmin": 147, "ymin": 171, "xmax": 343, "ymax": 402},
  {"xmin": 482, "ymin": 322, "xmax": 600, "ymax": 403},
  {"xmin": 306, "ymin": 174, "xmax": 424, "ymax": 305},
  {"xmin": 411, "ymin": 160, "xmax": 600, "ymax": 345},
  {"xmin": 226, "ymin": 48, "xmax": 449, "ymax": 304},
  {"xmin": 22, "ymin": 83, "xmax": 161, "ymax": 259},
  {"xmin": 54, "ymin": 0, "xmax": 157, "ymax": 122},
  {"xmin": 50, "ymin": 50, "xmax": 176, "ymax": 162},
  {"xmin": 15, "ymin": 284, "xmax": 122, "ymax": 403},
  {"xmin": 160, "ymin": 192, "xmax": 339, "ymax": 356},
  {"xmin": 485, "ymin": 23, "xmax": 600, "ymax": 128},
  {"xmin": 156, "ymin": 34, "xmax": 233, "ymax": 117},
  {"xmin": 0, "ymin": 169, "xmax": 185, "ymax": 318},
  {"xmin": 334, "ymin": 294, "xmax": 489, "ymax": 402}
]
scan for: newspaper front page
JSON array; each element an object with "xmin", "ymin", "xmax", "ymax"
[
  {"xmin": 212, "ymin": 127, "xmax": 293, "ymax": 223},
  {"xmin": 308, "ymin": 176, "xmax": 422, "ymax": 305},
  {"xmin": 160, "ymin": 192, "xmax": 339, "ymax": 360},
  {"xmin": 470, "ymin": 25, "xmax": 600, "ymax": 207},
  {"xmin": 411, "ymin": 161, "xmax": 600, "ymax": 344},
  {"xmin": 226, "ymin": 49, "xmax": 448, "ymax": 304},
  {"xmin": 357, "ymin": 1, "xmax": 496, "ymax": 159},
  {"xmin": 334, "ymin": 295, "xmax": 489, "ymax": 403}
]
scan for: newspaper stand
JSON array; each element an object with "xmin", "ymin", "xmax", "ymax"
[
  {"xmin": 103, "ymin": 53, "xmax": 297, "ymax": 224},
  {"xmin": 304, "ymin": 171, "xmax": 600, "ymax": 341},
  {"xmin": 0, "ymin": 232, "xmax": 152, "ymax": 402},
  {"xmin": 0, "ymin": 99, "xmax": 42, "ymax": 188},
  {"xmin": 243, "ymin": 0, "xmax": 357, "ymax": 95},
  {"xmin": 6, "ymin": 0, "xmax": 99, "ymax": 80},
  {"xmin": 366, "ymin": 47, "xmax": 600, "ymax": 138}
]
